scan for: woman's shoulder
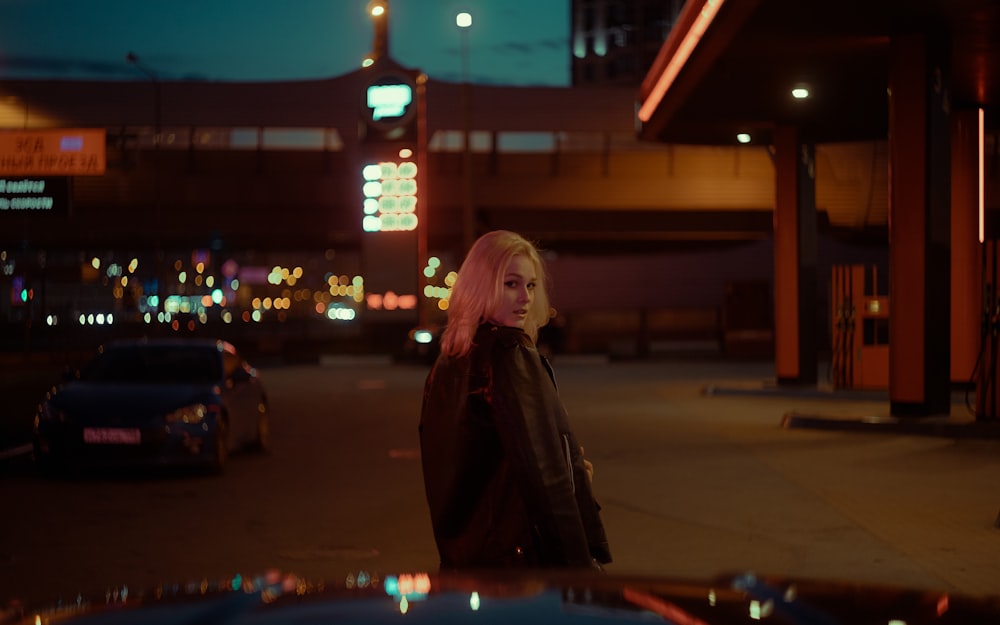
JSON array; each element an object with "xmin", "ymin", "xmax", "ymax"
[{"xmin": 475, "ymin": 323, "xmax": 530, "ymax": 349}]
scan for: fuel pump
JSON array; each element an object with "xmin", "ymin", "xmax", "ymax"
[
  {"xmin": 830, "ymin": 264, "xmax": 889, "ymax": 390},
  {"xmin": 830, "ymin": 265, "xmax": 854, "ymax": 388}
]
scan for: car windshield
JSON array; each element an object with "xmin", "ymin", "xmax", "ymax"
[{"xmin": 80, "ymin": 345, "xmax": 222, "ymax": 384}]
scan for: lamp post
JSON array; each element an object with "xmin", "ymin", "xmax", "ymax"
[
  {"xmin": 456, "ymin": 12, "xmax": 474, "ymax": 254},
  {"xmin": 126, "ymin": 51, "xmax": 164, "ymax": 316},
  {"xmin": 126, "ymin": 52, "xmax": 161, "ymax": 146},
  {"xmin": 368, "ymin": 0, "xmax": 389, "ymax": 62}
]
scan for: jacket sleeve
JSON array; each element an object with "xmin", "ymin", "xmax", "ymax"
[{"xmin": 487, "ymin": 329, "xmax": 596, "ymax": 567}]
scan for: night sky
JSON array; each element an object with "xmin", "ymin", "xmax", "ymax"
[{"xmin": 0, "ymin": 0, "xmax": 570, "ymax": 85}]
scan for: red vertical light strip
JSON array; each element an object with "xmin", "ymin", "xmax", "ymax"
[{"xmin": 980, "ymin": 107, "xmax": 985, "ymax": 243}]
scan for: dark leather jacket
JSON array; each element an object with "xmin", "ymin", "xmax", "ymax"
[{"xmin": 419, "ymin": 323, "xmax": 612, "ymax": 569}]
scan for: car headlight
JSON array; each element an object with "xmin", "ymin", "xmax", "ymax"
[{"xmin": 164, "ymin": 404, "xmax": 210, "ymax": 425}]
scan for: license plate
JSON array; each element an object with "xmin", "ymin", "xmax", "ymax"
[{"xmin": 83, "ymin": 427, "xmax": 141, "ymax": 445}]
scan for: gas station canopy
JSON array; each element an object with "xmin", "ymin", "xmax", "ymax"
[{"xmin": 636, "ymin": 0, "xmax": 1000, "ymax": 146}]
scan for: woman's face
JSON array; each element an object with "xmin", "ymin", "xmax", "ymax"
[{"xmin": 488, "ymin": 254, "xmax": 537, "ymax": 329}]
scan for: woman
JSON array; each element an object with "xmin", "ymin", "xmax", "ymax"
[{"xmin": 419, "ymin": 230, "xmax": 612, "ymax": 570}]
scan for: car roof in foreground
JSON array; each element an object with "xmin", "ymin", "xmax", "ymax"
[{"xmin": 9, "ymin": 569, "xmax": 1000, "ymax": 625}]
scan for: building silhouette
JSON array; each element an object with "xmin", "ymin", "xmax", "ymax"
[{"xmin": 572, "ymin": 0, "xmax": 683, "ymax": 86}]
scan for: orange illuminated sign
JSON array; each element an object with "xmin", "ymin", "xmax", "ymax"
[{"xmin": 0, "ymin": 128, "xmax": 106, "ymax": 176}]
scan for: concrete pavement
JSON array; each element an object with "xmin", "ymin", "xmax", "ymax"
[
  {"xmin": 548, "ymin": 356, "xmax": 1000, "ymax": 599},
  {"xmin": 705, "ymin": 374, "xmax": 1000, "ymax": 439},
  {"xmin": 4, "ymin": 354, "xmax": 1000, "ymax": 602}
]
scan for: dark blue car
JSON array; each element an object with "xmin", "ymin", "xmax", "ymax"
[{"xmin": 32, "ymin": 337, "xmax": 269, "ymax": 475}]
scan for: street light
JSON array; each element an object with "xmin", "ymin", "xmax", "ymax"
[
  {"xmin": 126, "ymin": 51, "xmax": 164, "ymax": 315},
  {"xmin": 456, "ymin": 12, "xmax": 474, "ymax": 253},
  {"xmin": 368, "ymin": 0, "xmax": 389, "ymax": 61},
  {"xmin": 126, "ymin": 52, "xmax": 161, "ymax": 146}
]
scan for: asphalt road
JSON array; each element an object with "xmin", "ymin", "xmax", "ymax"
[{"xmin": 2, "ymin": 358, "xmax": 999, "ymax": 611}]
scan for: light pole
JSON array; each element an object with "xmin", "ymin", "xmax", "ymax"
[
  {"xmin": 456, "ymin": 12, "xmax": 474, "ymax": 254},
  {"xmin": 126, "ymin": 51, "xmax": 164, "ymax": 316},
  {"xmin": 368, "ymin": 0, "xmax": 389, "ymax": 62},
  {"xmin": 126, "ymin": 52, "xmax": 161, "ymax": 146}
]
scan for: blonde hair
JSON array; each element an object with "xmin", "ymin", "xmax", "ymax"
[{"xmin": 439, "ymin": 230, "xmax": 551, "ymax": 357}]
